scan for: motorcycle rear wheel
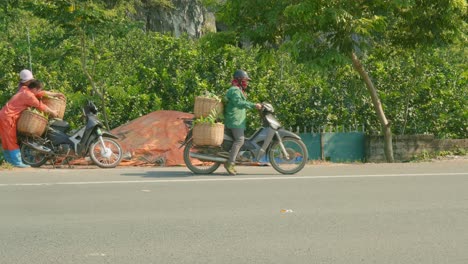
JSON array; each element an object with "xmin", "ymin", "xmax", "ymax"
[
  {"xmin": 20, "ymin": 144, "xmax": 49, "ymax": 167},
  {"xmin": 89, "ymin": 138, "xmax": 123, "ymax": 168},
  {"xmin": 268, "ymin": 137, "xmax": 308, "ymax": 174},
  {"xmin": 183, "ymin": 141, "xmax": 221, "ymax": 174}
]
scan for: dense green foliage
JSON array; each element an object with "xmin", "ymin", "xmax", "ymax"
[{"xmin": 0, "ymin": 0, "xmax": 466, "ymax": 138}]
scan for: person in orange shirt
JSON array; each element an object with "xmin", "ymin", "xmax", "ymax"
[{"xmin": 0, "ymin": 80, "xmax": 64, "ymax": 168}]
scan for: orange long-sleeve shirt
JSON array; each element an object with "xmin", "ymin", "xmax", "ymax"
[
  {"xmin": 0, "ymin": 86, "xmax": 47, "ymax": 125},
  {"xmin": 0, "ymin": 86, "xmax": 47, "ymax": 150}
]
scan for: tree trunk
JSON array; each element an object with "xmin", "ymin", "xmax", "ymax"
[
  {"xmin": 351, "ymin": 52, "xmax": 394, "ymax": 162},
  {"xmin": 80, "ymin": 33, "xmax": 110, "ymax": 130}
]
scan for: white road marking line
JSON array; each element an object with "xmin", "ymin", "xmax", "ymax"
[
  {"xmin": 0, "ymin": 172, "xmax": 467, "ymax": 187},
  {"xmin": 85, "ymin": 253, "xmax": 107, "ymax": 257}
]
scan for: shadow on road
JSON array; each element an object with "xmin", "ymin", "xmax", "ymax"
[
  {"xmin": 120, "ymin": 171, "xmax": 260, "ymax": 178},
  {"xmin": 120, "ymin": 167, "xmax": 278, "ymax": 178}
]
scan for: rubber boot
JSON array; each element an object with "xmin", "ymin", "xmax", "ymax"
[
  {"xmin": 9, "ymin": 149, "xmax": 30, "ymax": 168},
  {"xmin": 2, "ymin": 150, "xmax": 12, "ymax": 164}
]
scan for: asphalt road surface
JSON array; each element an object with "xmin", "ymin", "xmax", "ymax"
[{"xmin": 1, "ymin": 160, "xmax": 467, "ymax": 264}]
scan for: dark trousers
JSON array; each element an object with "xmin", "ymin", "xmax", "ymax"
[{"xmin": 228, "ymin": 128, "xmax": 244, "ymax": 164}]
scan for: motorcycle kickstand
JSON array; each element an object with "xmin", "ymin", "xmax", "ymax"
[
  {"xmin": 51, "ymin": 157, "xmax": 73, "ymax": 169},
  {"xmin": 61, "ymin": 157, "xmax": 74, "ymax": 169},
  {"xmin": 48, "ymin": 157, "xmax": 58, "ymax": 169}
]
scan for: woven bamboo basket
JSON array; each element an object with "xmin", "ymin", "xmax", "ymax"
[
  {"xmin": 193, "ymin": 96, "xmax": 223, "ymax": 118},
  {"xmin": 192, "ymin": 123, "xmax": 224, "ymax": 146},
  {"xmin": 17, "ymin": 109, "xmax": 48, "ymax": 137},
  {"xmin": 42, "ymin": 96, "xmax": 66, "ymax": 119}
]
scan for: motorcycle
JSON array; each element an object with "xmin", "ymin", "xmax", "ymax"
[
  {"xmin": 19, "ymin": 101, "xmax": 123, "ymax": 168},
  {"xmin": 180, "ymin": 102, "xmax": 308, "ymax": 174}
]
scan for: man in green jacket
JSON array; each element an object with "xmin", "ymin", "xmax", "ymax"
[{"xmin": 224, "ymin": 69, "xmax": 262, "ymax": 175}]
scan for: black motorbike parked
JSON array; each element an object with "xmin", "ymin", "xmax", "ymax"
[
  {"xmin": 180, "ymin": 102, "xmax": 308, "ymax": 174},
  {"xmin": 20, "ymin": 101, "xmax": 123, "ymax": 168}
]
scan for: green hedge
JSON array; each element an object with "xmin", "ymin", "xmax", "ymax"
[{"xmin": 1, "ymin": 20, "xmax": 466, "ymax": 138}]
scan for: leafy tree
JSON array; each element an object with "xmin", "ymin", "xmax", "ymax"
[
  {"xmin": 217, "ymin": 0, "xmax": 467, "ymax": 162},
  {"xmin": 22, "ymin": 0, "xmax": 140, "ymax": 128},
  {"xmin": 0, "ymin": 0, "xmax": 465, "ymax": 148}
]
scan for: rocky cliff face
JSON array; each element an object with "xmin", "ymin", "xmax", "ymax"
[{"xmin": 137, "ymin": 0, "xmax": 216, "ymax": 38}]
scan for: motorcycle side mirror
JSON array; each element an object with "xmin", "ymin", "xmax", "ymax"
[
  {"xmin": 262, "ymin": 103, "xmax": 274, "ymax": 113},
  {"xmin": 86, "ymin": 101, "xmax": 98, "ymax": 114}
]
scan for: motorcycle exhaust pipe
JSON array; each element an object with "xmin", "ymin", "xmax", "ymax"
[
  {"xmin": 23, "ymin": 142, "xmax": 53, "ymax": 154},
  {"xmin": 189, "ymin": 152, "xmax": 227, "ymax": 163}
]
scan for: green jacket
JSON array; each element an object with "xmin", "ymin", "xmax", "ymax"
[{"xmin": 224, "ymin": 86, "xmax": 256, "ymax": 129}]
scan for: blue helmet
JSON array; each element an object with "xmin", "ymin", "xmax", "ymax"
[{"xmin": 233, "ymin": 69, "xmax": 251, "ymax": 80}]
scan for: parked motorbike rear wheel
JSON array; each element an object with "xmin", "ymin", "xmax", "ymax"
[
  {"xmin": 268, "ymin": 137, "xmax": 308, "ymax": 174},
  {"xmin": 89, "ymin": 137, "xmax": 123, "ymax": 168},
  {"xmin": 183, "ymin": 141, "xmax": 221, "ymax": 174},
  {"xmin": 20, "ymin": 143, "xmax": 49, "ymax": 167}
]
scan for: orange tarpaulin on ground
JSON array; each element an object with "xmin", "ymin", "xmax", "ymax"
[{"xmin": 111, "ymin": 110, "xmax": 193, "ymax": 166}]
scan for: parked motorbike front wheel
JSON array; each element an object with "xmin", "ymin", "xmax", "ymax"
[
  {"xmin": 21, "ymin": 144, "xmax": 49, "ymax": 167},
  {"xmin": 183, "ymin": 141, "xmax": 221, "ymax": 174},
  {"xmin": 89, "ymin": 137, "xmax": 123, "ymax": 168},
  {"xmin": 268, "ymin": 137, "xmax": 308, "ymax": 174}
]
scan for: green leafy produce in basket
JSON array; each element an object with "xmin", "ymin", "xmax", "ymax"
[
  {"xmin": 44, "ymin": 94, "xmax": 66, "ymax": 101},
  {"xmin": 27, "ymin": 107, "xmax": 49, "ymax": 119},
  {"xmin": 193, "ymin": 109, "xmax": 223, "ymax": 126},
  {"xmin": 199, "ymin": 90, "xmax": 221, "ymax": 102}
]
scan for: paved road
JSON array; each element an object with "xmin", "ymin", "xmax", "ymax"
[{"xmin": 1, "ymin": 160, "xmax": 467, "ymax": 264}]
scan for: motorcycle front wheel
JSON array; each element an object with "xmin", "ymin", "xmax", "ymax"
[
  {"xmin": 268, "ymin": 137, "xmax": 308, "ymax": 174},
  {"xmin": 20, "ymin": 144, "xmax": 49, "ymax": 167},
  {"xmin": 183, "ymin": 141, "xmax": 221, "ymax": 174},
  {"xmin": 89, "ymin": 137, "xmax": 123, "ymax": 168}
]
